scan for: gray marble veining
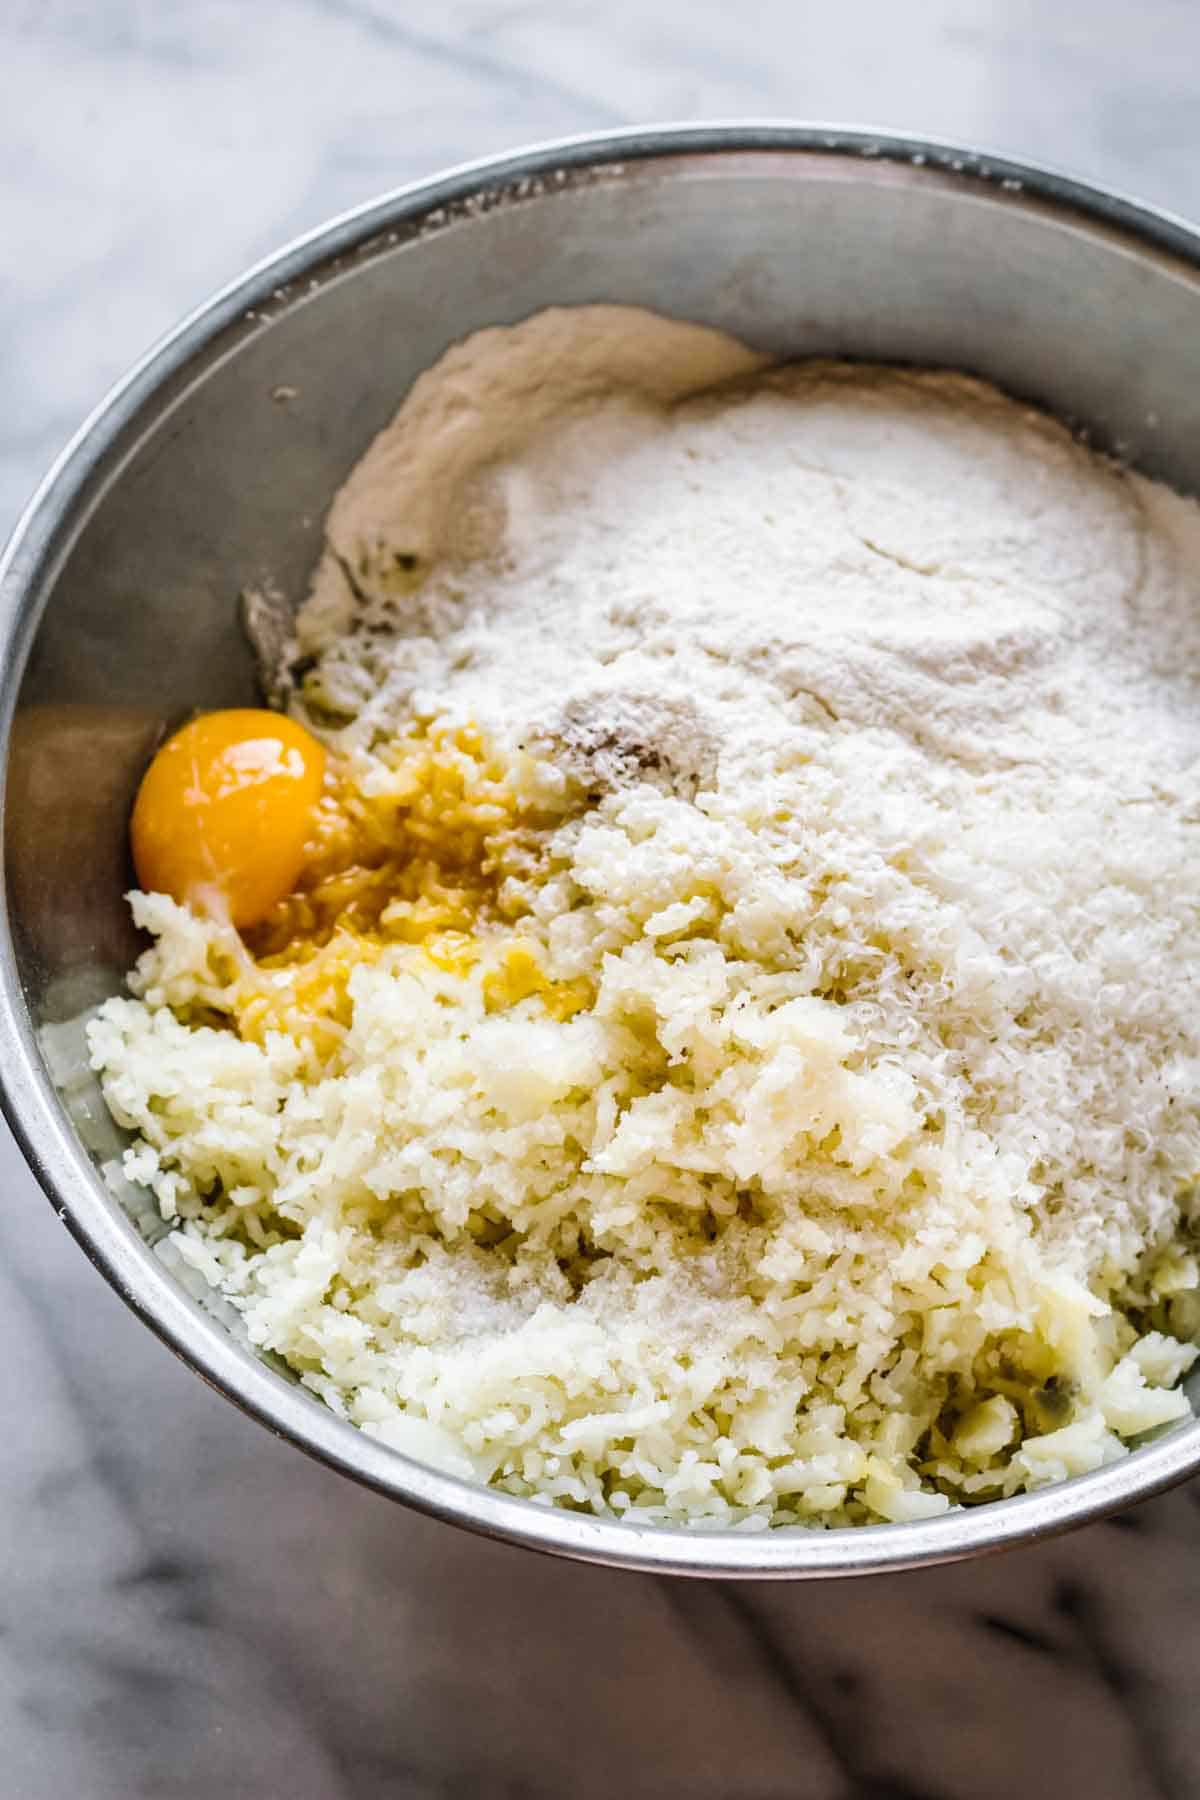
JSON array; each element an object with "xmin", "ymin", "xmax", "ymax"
[{"xmin": 5, "ymin": 3, "xmax": 1200, "ymax": 1795}]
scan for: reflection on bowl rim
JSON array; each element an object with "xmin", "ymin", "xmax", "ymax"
[{"xmin": 3, "ymin": 122, "xmax": 1200, "ymax": 1578}]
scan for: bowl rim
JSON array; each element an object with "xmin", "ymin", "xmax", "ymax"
[{"xmin": 4, "ymin": 120, "xmax": 1200, "ymax": 1578}]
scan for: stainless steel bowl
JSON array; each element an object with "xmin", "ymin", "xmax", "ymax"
[{"xmin": 5, "ymin": 124, "xmax": 1200, "ymax": 1578}]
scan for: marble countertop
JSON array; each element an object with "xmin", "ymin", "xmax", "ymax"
[{"xmin": 5, "ymin": 4, "xmax": 1200, "ymax": 1795}]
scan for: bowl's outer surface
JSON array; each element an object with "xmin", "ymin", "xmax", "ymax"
[{"xmin": 5, "ymin": 125, "xmax": 1200, "ymax": 1576}]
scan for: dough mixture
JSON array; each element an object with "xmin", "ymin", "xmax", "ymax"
[{"xmin": 87, "ymin": 307, "xmax": 1200, "ymax": 1527}]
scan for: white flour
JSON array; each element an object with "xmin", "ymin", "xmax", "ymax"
[
  {"xmin": 298, "ymin": 306, "xmax": 1200, "ymax": 1276},
  {"xmin": 90, "ymin": 306, "xmax": 1200, "ymax": 1525}
]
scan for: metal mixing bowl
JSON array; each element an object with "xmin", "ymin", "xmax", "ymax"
[{"xmin": 5, "ymin": 125, "xmax": 1200, "ymax": 1578}]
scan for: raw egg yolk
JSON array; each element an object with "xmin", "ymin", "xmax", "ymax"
[{"xmin": 130, "ymin": 709, "xmax": 326, "ymax": 929}]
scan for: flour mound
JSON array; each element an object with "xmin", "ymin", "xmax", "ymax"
[{"xmin": 91, "ymin": 306, "xmax": 1200, "ymax": 1527}]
